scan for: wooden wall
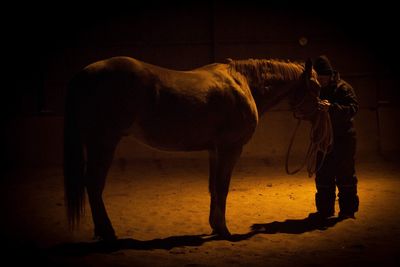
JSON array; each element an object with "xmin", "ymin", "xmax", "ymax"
[{"xmin": 5, "ymin": 2, "xmax": 399, "ymax": 166}]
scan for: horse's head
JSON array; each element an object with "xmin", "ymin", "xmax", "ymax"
[{"xmin": 290, "ymin": 58, "xmax": 321, "ymax": 121}]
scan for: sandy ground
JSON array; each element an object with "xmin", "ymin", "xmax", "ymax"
[{"xmin": 1, "ymin": 158, "xmax": 400, "ymax": 267}]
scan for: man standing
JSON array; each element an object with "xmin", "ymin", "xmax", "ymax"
[{"xmin": 312, "ymin": 55, "xmax": 359, "ymax": 219}]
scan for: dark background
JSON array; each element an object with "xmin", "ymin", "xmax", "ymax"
[
  {"xmin": 1, "ymin": 3, "xmax": 399, "ymax": 266},
  {"xmin": 3, "ymin": 1, "xmax": 400, "ymax": 167}
]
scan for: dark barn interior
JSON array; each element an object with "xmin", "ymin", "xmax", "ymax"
[{"xmin": 2, "ymin": 1, "xmax": 400, "ymax": 266}]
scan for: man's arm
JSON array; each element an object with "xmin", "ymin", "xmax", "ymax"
[{"xmin": 328, "ymin": 82, "xmax": 359, "ymax": 120}]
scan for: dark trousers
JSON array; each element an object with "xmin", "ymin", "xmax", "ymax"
[{"xmin": 315, "ymin": 134, "xmax": 359, "ymax": 216}]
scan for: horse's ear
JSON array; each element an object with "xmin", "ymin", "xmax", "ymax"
[{"xmin": 304, "ymin": 58, "xmax": 313, "ymax": 78}]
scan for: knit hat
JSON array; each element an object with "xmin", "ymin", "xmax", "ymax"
[{"xmin": 314, "ymin": 55, "xmax": 333, "ymax": 75}]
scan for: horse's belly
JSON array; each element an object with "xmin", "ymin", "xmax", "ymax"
[{"xmin": 126, "ymin": 121, "xmax": 214, "ymax": 151}]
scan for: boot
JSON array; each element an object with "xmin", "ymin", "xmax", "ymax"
[
  {"xmin": 338, "ymin": 186, "xmax": 359, "ymax": 219},
  {"xmin": 314, "ymin": 188, "xmax": 336, "ymax": 218}
]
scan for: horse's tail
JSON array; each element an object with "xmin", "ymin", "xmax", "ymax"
[{"xmin": 63, "ymin": 74, "xmax": 86, "ymax": 229}]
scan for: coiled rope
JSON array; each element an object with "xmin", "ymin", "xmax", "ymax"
[{"xmin": 285, "ymin": 100, "xmax": 334, "ymax": 177}]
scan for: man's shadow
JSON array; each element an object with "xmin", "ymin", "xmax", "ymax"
[
  {"xmin": 250, "ymin": 214, "xmax": 343, "ymax": 234},
  {"xmin": 50, "ymin": 215, "xmax": 345, "ymax": 256}
]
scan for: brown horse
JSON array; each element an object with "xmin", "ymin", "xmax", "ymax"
[{"xmin": 64, "ymin": 56, "xmax": 320, "ymax": 240}]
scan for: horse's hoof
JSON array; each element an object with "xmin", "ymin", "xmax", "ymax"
[
  {"xmin": 211, "ymin": 227, "xmax": 231, "ymax": 239},
  {"xmin": 94, "ymin": 235, "xmax": 117, "ymax": 243},
  {"xmin": 94, "ymin": 231, "xmax": 117, "ymax": 242}
]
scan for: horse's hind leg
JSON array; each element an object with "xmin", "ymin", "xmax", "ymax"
[
  {"xmin": 86, "ymin": 135, "xmax": 120, "ymax": 241},
  {"xmin": 209, "ymin": 144, "xmax": 242, "ymax": 237}
]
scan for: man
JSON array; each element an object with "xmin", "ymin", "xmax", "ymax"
[{"xmin": 312, "ymin": 55, "xmax": 359, "ymax": 220}]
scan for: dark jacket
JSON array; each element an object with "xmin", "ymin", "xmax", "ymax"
[{"xmin": 319, "ymin": 79, "xmax": 359, "ymax": 136}]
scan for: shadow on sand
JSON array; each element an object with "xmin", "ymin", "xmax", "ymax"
[{"xmin": 50, "ymin": 215, "xmax": 346, "ymax": 256}]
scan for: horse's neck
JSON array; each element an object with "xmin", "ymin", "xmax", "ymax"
[
  {"xmin": 251, "ymin": 81, "xmax": 296, "ymax": 115},
  {"xmin": 227, "ymin": 59, "xmax": 303, "ymax": 116}
]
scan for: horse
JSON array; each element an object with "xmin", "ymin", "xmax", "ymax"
[{"xmin": 64, "ymin": 56, "xmax": 321, "ymax": 241}]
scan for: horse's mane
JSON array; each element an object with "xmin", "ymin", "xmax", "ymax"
[{"xmin": 227, "ymin": 58, "xmax": 309, "ymax": 88}]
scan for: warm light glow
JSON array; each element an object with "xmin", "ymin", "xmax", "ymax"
[{"xmin": 2, "ymin": 159, "xmax": 400, "ymax": 266}]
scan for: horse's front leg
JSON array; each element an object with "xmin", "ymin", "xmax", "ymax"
[
  {"xmin": 208, "ymin": 148, "xmax": 217, "ymax": 231},
  {"xmin": 86, "ymin": 135, "xmax": 120, "ymax": 241},
  {"xmin": 209, "ymin": 144, "xmax": 243, "ymax": 237}
]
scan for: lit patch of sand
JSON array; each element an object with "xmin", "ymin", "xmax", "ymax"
[{"xmin": 1, "ymin": 159, "xmax": 399, "ymax": 266}]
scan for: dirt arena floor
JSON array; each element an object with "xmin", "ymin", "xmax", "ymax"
[{"xmin": 1, "ymin": 157, "xmax": 399, "ymax": 267}]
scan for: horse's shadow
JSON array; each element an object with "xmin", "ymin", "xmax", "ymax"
[{"xmin": 50, "ymin": 215, "xmax": 345, "ymax": 256}]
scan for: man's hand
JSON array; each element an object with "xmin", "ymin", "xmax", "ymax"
[{"xmin": 318, "ymin": 99, "xmax": 331, "ymax": 112}]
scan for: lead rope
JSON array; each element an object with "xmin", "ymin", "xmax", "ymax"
[{"xmin": 285, "ymin": 110, "xmax": 333, "ymax": 177}]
